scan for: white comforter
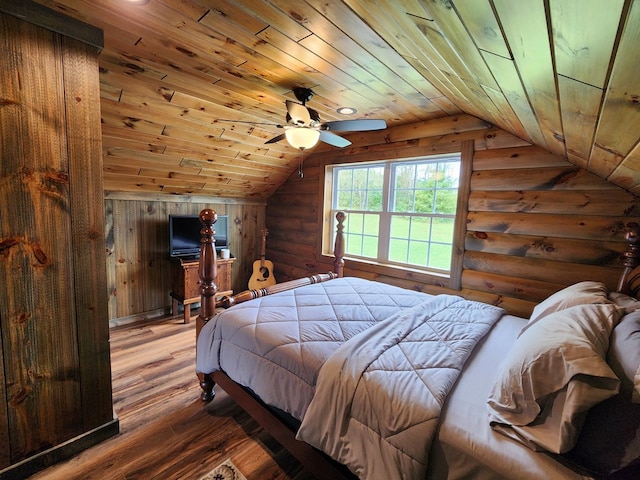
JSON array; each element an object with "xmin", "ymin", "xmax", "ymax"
[
  {"xmin": 196, "ymin": 277, "xmax": 432, "ymax": 420},
  {"xmin": 296, "ymin": 294, "xmax": 505, "ymax": 480}
]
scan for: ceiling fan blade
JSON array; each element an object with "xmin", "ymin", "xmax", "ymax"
[
  {"xmin": 265, "ymin": 133, "xmax": 286, "ymax": 144},
  {"xmin": 319, "ymin": 130, "xmax": 352, "ymax": 148},
  {"xmin": 286, "ymin": 100, "xmax": 311, "ymax": 126},
  {"xmin": 321, "ymin": 119, "xmax": 387, "ymax": 132}
]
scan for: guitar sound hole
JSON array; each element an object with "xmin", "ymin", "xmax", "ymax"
[{"xmin": 259, "ymin": 266, "xmax": 270, "ymax": 279}]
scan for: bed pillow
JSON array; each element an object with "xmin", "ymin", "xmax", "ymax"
[
  {"xmin": 487, "ymin": 303, "xmax": 622, "ymax": 454},
  {"xmin": 609, "ymin": 291, "xmax": 640, "ymax": 314},
  {"xmin": 607, "ymin": 307, "xmax": 640, "ymax": 403},
  {"xmin": 561, "ymin": 393, "xmax": 640, "ymax": 476},
  {"xmin": 528, "ymin": 281, "xmax": 611, "ymax": 325},
  {"xmin": 560, "ymin": 293, "xmax": 640, "ymax": 476}
]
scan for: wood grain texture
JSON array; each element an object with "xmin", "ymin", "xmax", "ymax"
[
  {"xmin": 2, "ymin": 12, "xmax": 83, "ymax": 457},
  {"xmin": 26, "ymin": 318, "xmax": 312, "ymax": 480},
  {"xmin": 24, "ymin": 0, "xmax": 640, "ymax": 197},
  {"xmin": 0, "ymin": 7, "xmax": 114, "ymax": 472}
]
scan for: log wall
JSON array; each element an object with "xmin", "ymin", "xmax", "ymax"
[
  {"xmin": 104, "ymin": 193, "xmax": 266, "ymax": 321},
  {"xmin": 266, "ymin": 115, "xmax": 640, "ymax": 318}
]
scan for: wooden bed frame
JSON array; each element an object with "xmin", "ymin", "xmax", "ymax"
[
  {"xmin": 194, "ymin": 210, "xmax": 640, "ymax": 480},
  {"xmin": 195, "ymin": 209, "xmax": 353, "ymax": 479}
]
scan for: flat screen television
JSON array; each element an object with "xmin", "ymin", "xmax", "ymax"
[{"xmin": 168, "ymin": 214, "xmax": 228, "ymax": 258}]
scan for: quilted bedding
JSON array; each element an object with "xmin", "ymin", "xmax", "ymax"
[
  {"xmin": 296, "ymin": 294, "xmax": 505, "ymax": 480},
  {"xmin": 195, "ymin": 277, "xmax": 432, "ymax": 420}
]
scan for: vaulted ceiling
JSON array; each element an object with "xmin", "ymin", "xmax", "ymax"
[{"xmin": 33, "ymin": 0, "xmax": 640, "ymax": 198}]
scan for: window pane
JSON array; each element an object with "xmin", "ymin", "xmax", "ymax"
[
  {"xmin": 365, "ymin": 167, "xmax": 384, "ymax": 212},
  {"xmin": 337, "ymin": 169, "xmax": 353, "ymax": 189},
  {"xmin": 434, "ymin": 189, "xmax": 457, "ymax": 214},
  {"xmin": 337, "ymin": 190, "xmax": 352, "ymax": 209},
  {"xmin": 393, "ymin": 190, "xmax": 414, "ymax": 212},
  {"xmin": 438, "ymin": 162, "xmax": 460, "ymax": 188},
  {"xmin": 431, "ymin": 217, "xmax": 454, "ymax": 243},
  {"xmin": 389, "ymin": 237, "xmax": 408, "ymax": 262},
  {"xmin": 408, "ymin": 240, "xmax": 428, "ymax": 265},
  {"xmin": 417, "ymin": 163, "xmax": 437, "ymax": 184},
  {"xmin": 414, "ymin": 189, "xmax": 434, "ymax": 213},
  {"xmin": 369, "ymin": 168, "xmax": 384, "ymax": 188},
  {"xmin": 353, "ymin": 167, "xmax": 369, "ymax": 185},
  {"xmin": 367, "ymin": 189, "xmax": 383, "ymax": 210},
  {"xmin": 395, "ymin": 164, "xmax": 415, "ymax": 188},
  {"xmin": 390, "ymin": 215, "xmax": 409, "ymax": 237},
  {"xmin": 345, "ymin": 233, "xmax": 362, "ymax": 255},
  {"xmin": 348, "ymin": 213, "xmax": 364, "ymax": 232},
  {"xmin": 428, "ymin": 243, "xmax": 452, "ymax": 269},
  {"xmin": 362, "ymin": 235, "xmax": 378, "ymax": 257},
  {"xmin": 409, "ymin": 217, "xmax": 431, "ymax": 241},
  {"xmin": 364, "ymin": 214, "xmax": 379, "ymax": 234}
]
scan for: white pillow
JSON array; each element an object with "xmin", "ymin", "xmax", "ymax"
[
  {"xmin": 528, "ymin": 281, "xmax": 611, "ymax": 325},
  {"xmin": 487, "ymin": 303, "xmax": 622, "ymax": 454},
  {"xmin": 608, "ymin": 309, "xmax": 640, "ymax": 403},
  {"xmin": 609, "ymin": 291, "xmax": 640, "ymax": 313}
]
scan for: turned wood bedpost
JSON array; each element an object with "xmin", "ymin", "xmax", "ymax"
[
  {"xmin": 334, "ymin": 211, "xmax": 346, "ymax": 278},
  {"xmin": 618, "ymin": 221, "xmax": 640, "ymax": 296},
  {"xmin": 196, "ymin": 209, "xmax": 217, "ymax": 402}
]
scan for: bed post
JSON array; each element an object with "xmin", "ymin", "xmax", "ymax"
[
  {"xmin": 618, "ymin": 221, "xmax": 640, "ymax": 296},
  {"xmin": 334, "ymin": 211, "xmax": 346, "ymax": 278},
  {"xmin": 196, "ymin": 208, "xmax": 218, "ymax": 402}
]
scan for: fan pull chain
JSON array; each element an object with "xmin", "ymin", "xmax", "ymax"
[{"xmin": 298, "ymin": 153, "xmax": 304, "ymax": 178}]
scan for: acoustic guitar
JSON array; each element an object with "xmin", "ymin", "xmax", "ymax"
[{"xmin": 248, "ymin": 229, "xmax": 276, "ymax": 289}]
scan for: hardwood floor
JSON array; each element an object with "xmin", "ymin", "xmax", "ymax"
[{"xmin": 27, "ymin": 314, "xmax": 310, "ymax": 480}]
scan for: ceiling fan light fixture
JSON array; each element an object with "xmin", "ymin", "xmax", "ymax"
[
  {"xmin": 285, "ymin": 128, "xmax": 320, "ymax": 150},
  {"xmin": 337, "ymin": 106, "xmax": 357, "ymax": 115}
]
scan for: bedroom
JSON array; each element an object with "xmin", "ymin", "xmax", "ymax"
[{"xmin": 2, "ymin": 0, "xmax": 640, "ymax": 478}]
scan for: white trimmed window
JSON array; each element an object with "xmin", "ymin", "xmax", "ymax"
[{"xmin": 324, "ymin": 154, "xmax": 461, "ymax": 273}]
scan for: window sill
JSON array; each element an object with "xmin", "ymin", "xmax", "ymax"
[{"xmin": 322, "ymin": 254, "xmax": 451, "ymax": 288}]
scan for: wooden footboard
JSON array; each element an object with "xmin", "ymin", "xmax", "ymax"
[
  {"xmin": 194, "ymin": 210, "xmax": 351, "ymax": 478},
  {"xmin": 212, "ymin": 370, "xmax": 355, "ymax": 480},
  {"xmin": 215, "ymin": 211, "xmax": 346, "ymax": 309},
  {"xmin": 216, "ymin": 272, "xmax": 339, "ymax": 309},
  {"xmin": 195, "ymin": 211, "xmax": 346, "ymax": 401}
]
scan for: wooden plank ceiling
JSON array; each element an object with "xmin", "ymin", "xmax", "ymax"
[{"xmin": 33, "ymin": 0, "xmax": 640, "ymax": 199}]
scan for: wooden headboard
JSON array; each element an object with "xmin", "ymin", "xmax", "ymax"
[
  {"xmin": 617, "ymin": 221, "xmax": 640, "ymax": 297},
  {"xmin": 195, "ymin": 214, "xmax": 640, "ymax": 330},
  {"xmin": 195, "ymin": 210, "xmax": 346, "ymax": 328}
]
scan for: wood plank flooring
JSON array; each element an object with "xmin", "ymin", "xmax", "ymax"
[{"xmin": 26, "ymin": 314, "xmax": 310, "ymax": 480}]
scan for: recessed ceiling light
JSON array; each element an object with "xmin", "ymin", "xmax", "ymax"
[
  {"xmin": 123, "ymin": 0, "xmax": 150, "ymax": 5},
  {"xmin": 337, "ymin": 107, "xmax": 357, "ymax": 115}
]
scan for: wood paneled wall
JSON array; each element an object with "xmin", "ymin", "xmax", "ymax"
[
  {"xmin": 104, "ymin": 194, "xmax": 266, "ymax": 321},
  {"xmin": 0, "ymin": 3, "xmax": 117, "ymax": 476},
  {"xmin": 266, "ymin": 115, "xmax": 640, "ymax": 318}
]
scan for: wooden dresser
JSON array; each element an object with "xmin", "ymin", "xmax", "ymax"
[{"xmin": 170, "ymin": 256, "xmax": 235, "ymax": 323}]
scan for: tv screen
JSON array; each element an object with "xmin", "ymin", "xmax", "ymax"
[{"xmin": 169, "ymin": 214, "xmax": 228, "ymax": 258}]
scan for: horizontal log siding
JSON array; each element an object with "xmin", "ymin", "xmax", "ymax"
[
  {"xmin": 104, "ymin": 194, "xmax": 266, "ymax": 320},
  {"xmin": 266, "ymin": 114, "xmax": 640, "ymax": 318}
]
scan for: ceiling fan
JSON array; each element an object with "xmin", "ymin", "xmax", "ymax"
[{"xmin": 264, "ymin": 87, "xmax": 387, "ymax": 150}]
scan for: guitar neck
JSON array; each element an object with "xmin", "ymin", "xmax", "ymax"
[{"xmin": 259, "ymin": 230, "xmax": 268, "ymax": 266}]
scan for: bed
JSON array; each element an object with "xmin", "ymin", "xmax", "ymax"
[{"xmin": 194, "ymin": 209, "xmax": 640, "ymax": 480}]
